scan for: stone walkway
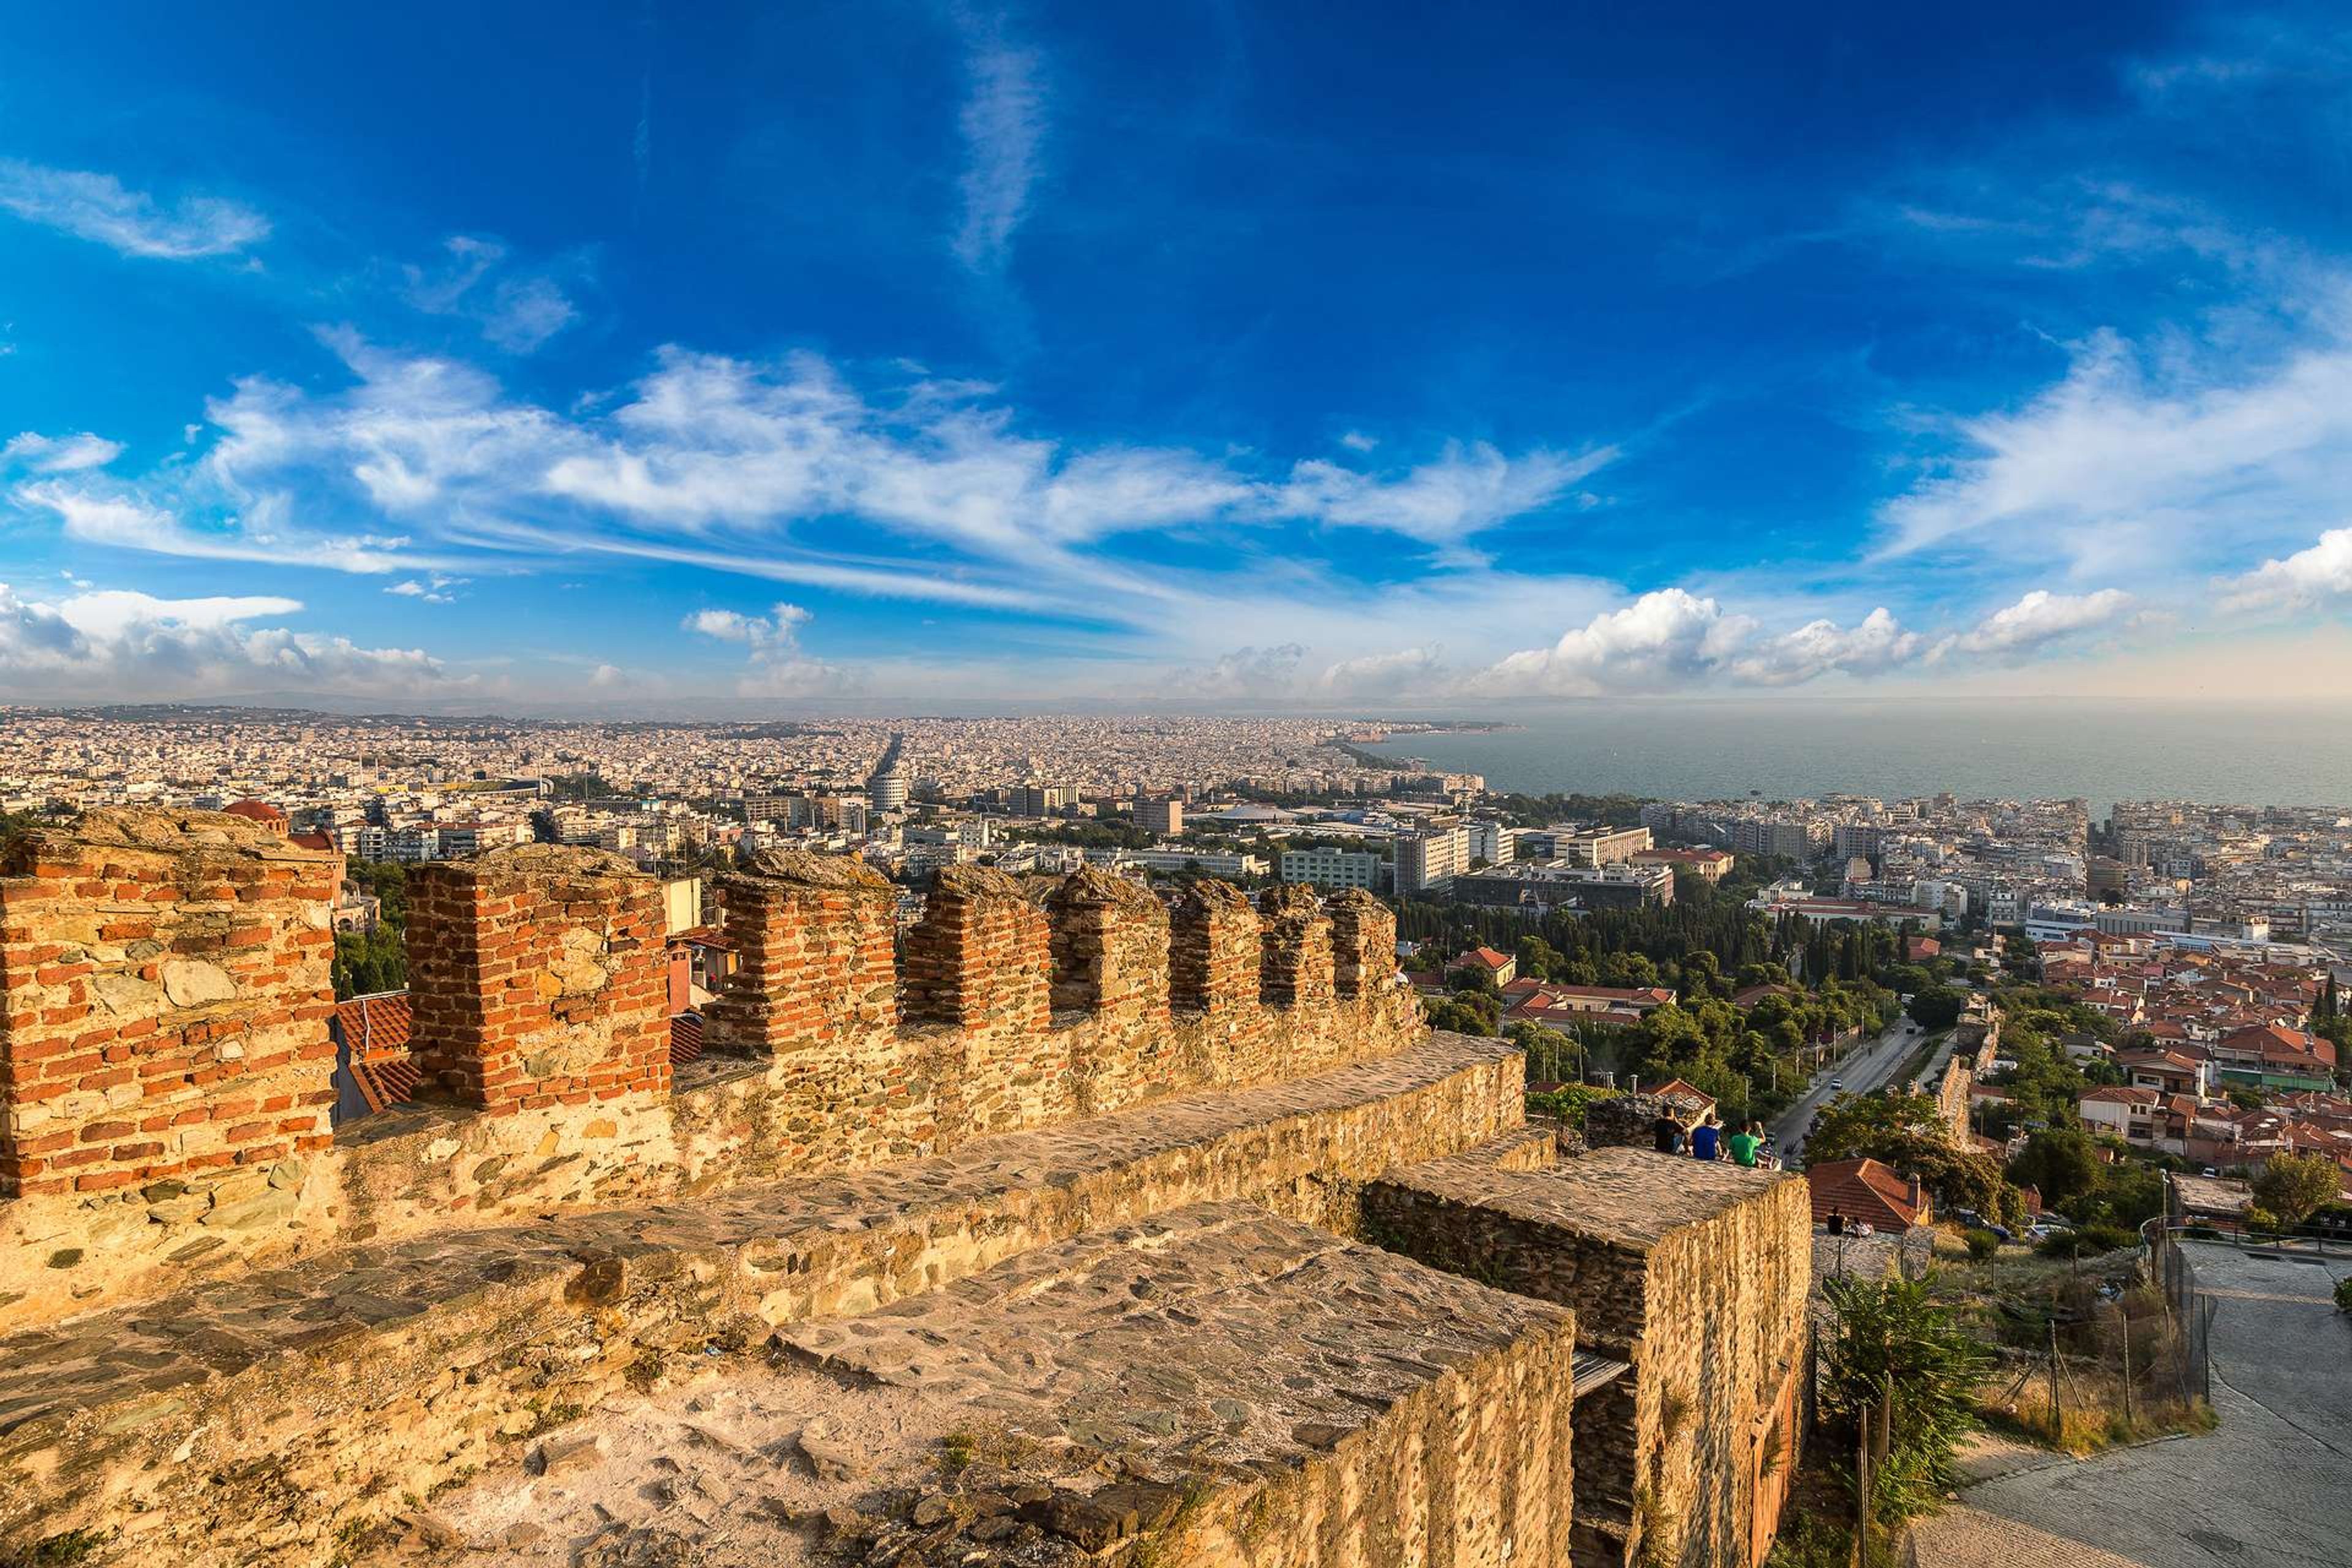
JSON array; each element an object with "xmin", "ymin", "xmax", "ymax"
[{"xmin": 1913, "ymin": 1242, "xmax": 2352, "ymax": 1568}]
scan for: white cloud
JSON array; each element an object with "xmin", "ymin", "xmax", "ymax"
[
  {"xmin": 0, "ymin": 159, "xmax": 268, "ymax": 259},
  {"xmin": 1935, "ymin": 589, "xmax": 2136, "ymax": 660},
  {"xmin": 402, "ymin": 236, "xmax": 578, "ymax": 353},
  {"xmin": 2, "ymin": 431, "xmax": 122, "ymax": 473},
  {"xmin": 952, "ymin": 27, "xmax": 1045, "ymax": 273},
  {"xmin": 1338, "ymin": 430, "xmax": 1379, "ymax": 453},
  {"xmin": 1318, "ymin": 644, "xmax": 1446, "ymax": 698},
  {"xmin": 385, "ymin": 573, "xmax": 466, "ymax": 605},
  {"xmin": 0, "ymin": 581, "xmax": 454, "ymax": 697},
  {"xmin": 1877, "ymin": 320, "xmax": 2352, "ymax": 575},
  {"xmin": 683, "ymin": 600, "xmax": 846, "ymax": 695},
  {"xmin": 1278, "ymin": 441, "xmax": 1615, "ymax": 551},
  {"xmin": 1482, "ymin": 590, "xmax": 1931, "ymax": 695},
  {"xmin": 12, "ymin": 480, "xmax": 426, "ymax": 574},
  {"xmin": 1169, "ymin": 643, "xmax": 1308, "ymax": 699},
  {"xmin": 2218, "ymin": 527, "xmax": 2352, "ymax": 611}
]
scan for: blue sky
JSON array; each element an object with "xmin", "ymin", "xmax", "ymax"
[{"xmin": 3, "ymin": 0, "xmax": 2351, "ymax": 711}]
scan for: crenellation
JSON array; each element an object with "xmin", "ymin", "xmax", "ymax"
[
  {"xmin": 901, "ymin": 864, "xmax": 1050, "ymax": 1035},
  {"xmin": 1042, "ymin": 865, "xmax": 1170, "ymax": 1024},
  {"xmin": 405, "ymin": 845, "xmax": 671, "ymax": 1113},
  {"xmin": 1257, "ymin": 883, "xmax": 1336, "ymax": 1008},
  {"xmin": 1325, "ymin": 886, "xmax": 1398, "ymax": 998},
  {"xmin": 1170, "ymin": 878, "xmax": 1261, "ymax": 1018},
  {"xmin": 704, "ymin": 848, "xmax": 898, "ymax": 1057}
]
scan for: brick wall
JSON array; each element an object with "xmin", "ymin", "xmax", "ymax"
[
  {"xmin": 1170, "ymin": 880, "xmax": 1261, "ymax": 1018},
  {"xmin": 406, "ymin": 846, "xmax": 671, "ymax": 1113},
  {"xmin": 1325, "ymin": 888, "xmax": 1396, "ymax": 1000},
  {"xmin": 705, "ymin": 850, "xmax": 898, "ymax": 1057},
  {"xmin": 1257, "ymin": 884, "xmax": 1336, "ymax": 1009},
  {"xmin": 0, "ymin": 810, "xmax": 338, "ymax": 1200}
]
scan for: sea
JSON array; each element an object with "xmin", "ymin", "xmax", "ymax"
[{"xmin": 1352, "ymin": 701, "xmax": 2352, "ymax": 819}]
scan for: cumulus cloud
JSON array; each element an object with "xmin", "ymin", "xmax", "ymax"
[
  {"xmin": 682, "ymin": 600, "xmax": 846, "ymax": 695},
  {"xmin": 1277, "ymin": 440, "xmax": 1614, "ymax": 551},
  {"xmin": 386, "ymin": 573, "xmax": 466, "ymax": 605},
  {"xmin": 2, "ymin": 431, "xmax": 122, "ymax": 473},
  {"xmin": 1934, "ymin": 588, "xmax": 2135, "ymax": 660},
  {"xmin": 1318, "ymin": 644, "xmax": 1447, "ymax": 698},
  {"xmin": 2218, "ymin": 527, "xmax": 2352, "ymax": 611},
  {"xmin": 0, "ymin": 159, "xmax": 268, "ymax": 259},
  {"xmin": 1482, "ymin": 590, "xmax": 1929, "ymax": 695},
  {"xmin": 0, "ymin": 581, "xmax": 455, "ymax": 697},
  {"xmin": 952, "ymin": 23, "xmax": 1046, "ymax": 273},
  {"xmin": 1169, "ymin": 643, "xmax": 1308, "ymax": 699}
]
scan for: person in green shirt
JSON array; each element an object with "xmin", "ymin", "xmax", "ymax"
[{"xmin": 1727, "ymin": 1121, "xmax": 1763, "ymax": 1168}]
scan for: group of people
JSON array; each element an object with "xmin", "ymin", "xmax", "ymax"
[{"xmin": 1651, "ymin": 1108, "xmax": 1776, "ymax": 1169}]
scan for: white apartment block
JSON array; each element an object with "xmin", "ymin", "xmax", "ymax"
[{"xmin": 1280, "ymin": 848, "xmax": 1383, "ymax": 891}]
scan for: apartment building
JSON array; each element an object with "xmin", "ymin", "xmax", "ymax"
[
  {"xmin": 1396, "ymin": 825, "xmax": 1470, "ymax": 895},
  {"xmin": 1279, "ymin": 847, "xmax": 1384, "ymax": 891}
]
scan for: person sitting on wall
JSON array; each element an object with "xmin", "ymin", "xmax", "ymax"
[
  {"xmin": 1826, "ymin": 1207, "xmax": 1845, "ymax": 1236},
  {"xmin": 1651, "ymin": 1109, "xmax": 1685, "ymax": 1155},
  {"xmin": 1690, "ymin": 1111, "xmax": 1721, "ymax": 1162},
  {"xmin": 1727, "ymin": 1119, "xmax": 1764, "ymax": 1168}
]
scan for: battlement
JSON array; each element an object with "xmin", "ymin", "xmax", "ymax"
[{"xmin": 0, "ymin": 812, "xmax": 1417, "ymax": 1332}]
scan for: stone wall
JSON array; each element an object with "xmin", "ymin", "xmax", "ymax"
[
  {"xmin": 1363, "ymin": 1143, "xmax": 1813, "ymax": 1568},
  {"xmin": 0, "ymin": 811, "xmax": 339, "ymax": 1324},
  {"xmin": 0, "ymin": 815, "xmax": 1423, "ymax": 1333},
  {"xmin": 0, "ymin": 1037, "xmax": 1525, "ymax": 1565}
]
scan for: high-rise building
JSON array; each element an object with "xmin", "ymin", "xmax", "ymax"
[
  {"xmin": 867, "ymin": 766, "xmax": 908, "ymax": 814},
  {"xmin": 1465, "ymin": 821, "xmax": 1517, "ymax": 866},
  {"xmin": 1140, "ymin": 796, "xmax": 1184, "ymax": 837}
]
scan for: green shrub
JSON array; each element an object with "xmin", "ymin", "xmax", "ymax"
[
  {"xmin": 2037, "ymin": 1223, "xmax": 2133, "ymax": 1259},
  {"xmin": 1964, "ymin": 1228, "xmax": 2001, "ymax": 1261},
  {"xmin": 2334, "ymin": 1276, "xmax": 2352, "ymax": 1315}
]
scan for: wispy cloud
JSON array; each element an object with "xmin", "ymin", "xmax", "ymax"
[
  {"xmin": 2, "ymin": 431, "xmax": 121, "ymax": 473},
  {"xmin": 0, "ymin": 158, "xmax": 268, "ymax": 259},
  {"xmin": 1278, "ymin": 441, "xmax": 1615, "ymax": 555},
  {"xmin": 401, "ymin": 236, "xmax": 579, "ymax": 353},
  {"xmin": 951, "ymin": 17, "xmax": 1046, "ymax": 273}
]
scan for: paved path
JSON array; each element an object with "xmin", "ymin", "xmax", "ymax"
[{"xmin": 1913, "ymin": 1242, "xmax": 2352, "ymax": 1568}]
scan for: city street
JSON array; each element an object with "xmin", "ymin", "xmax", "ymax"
[{"xmin": 1771, "ymin": 1016, "xmax": 1926, "ymax": 1162}]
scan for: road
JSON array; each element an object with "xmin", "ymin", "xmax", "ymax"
[
  {"xmin": 1770, "ymin": 1017, "xmax": 1926, "ymax": 1163},
  {"xmin": 1913, "ymin": 1241, "xmax": 2352, "ymax": 1567}
]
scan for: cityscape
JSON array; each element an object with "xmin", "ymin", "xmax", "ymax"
[{"xmin": 7, "ymin": 4, "xmax": 2352, "ymax": 1568}]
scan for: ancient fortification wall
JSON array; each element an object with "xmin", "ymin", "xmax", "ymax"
[
  {"xmin": 0, "ymin": 816, "xmax": 1420, "ymax": 1331},
  {"xmin": 0, "ymin": 810, "xmax": 1810, "ymax": 1568}
]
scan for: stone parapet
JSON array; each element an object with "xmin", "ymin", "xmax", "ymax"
[
  {"xmin": 1365, "ymin": 1143, "xmax": 1812, "ymax": 1568},
  {"xmin": 1042, "ymin": 865, "xmax": 1170, "ymax": 1026},
  {"xmin": 405, "ymin": 846, "xmax": 671, "ymax": 1113},
  {"xmin": 704, "ymin": 849, "xmax": 897, "ymax": 1057},
  {"xmin": 0, "ymin": 1034, "xmax": 1523, "ymax": 1565}
]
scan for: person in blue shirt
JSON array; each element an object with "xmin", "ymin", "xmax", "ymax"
[{"xmin": 1690, "ymin": 1112, "xmax": 1722, "ymax": 1161}]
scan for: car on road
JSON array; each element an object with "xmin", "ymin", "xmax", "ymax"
[{"xmin": 1828, "ymin": 1077, "xmax": 1844, "ymax": 1090}]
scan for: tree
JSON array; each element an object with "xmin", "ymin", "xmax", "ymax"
[
  {"xmin": 2008, "ymin": 1129, "xmax": 2103, "ymax": 1210},
  {"xmin": 1905, "ymin": 986, "xmax": 1966, "ymax": 1031},
  {"xmin": 1820, "ymin": 1274, "xmax": 1989, "ymax": 1521},
  {"xmin": 2253, "ymin": 1152, "xmax": 2342, "ymax": 1231}
]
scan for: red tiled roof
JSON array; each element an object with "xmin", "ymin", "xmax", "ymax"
[
  {"xmin": 289, "ymin": 831, "xmax": 336, "ymax": 852},
  {"xmin": 669, "ymin": 1012, "xmax": 705, "ymax": 1066},
  {"xmin": 222, "ymin": 798, "xmax": 287, "ymax": 823},
  {"xmin": 1806, "ymin": 1157, "xmax": 1927, "ymax": 1229},
  {"xmin": 1457, "ymin": 946, "xmax": 1513, "ymax": 971},
  {"xmin": 336, "ymin": 992, "xmax": 418, "ymax": 1114}
]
